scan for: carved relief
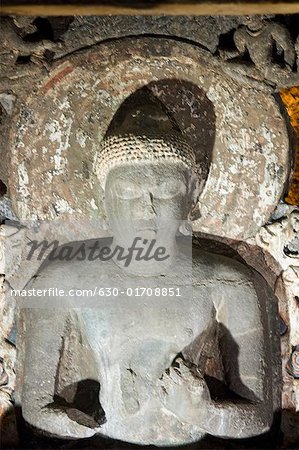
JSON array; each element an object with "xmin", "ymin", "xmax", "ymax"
[
  {"xmin": 257, "ymin": 209, "xmax": 299, "ymax": 415},
  {"xmin": 220, "ymin": 16, "xmax": 297, "ymax": 87}
]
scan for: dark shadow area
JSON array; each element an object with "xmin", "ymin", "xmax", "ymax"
[
  {"xmin": 8, "ymin": 413, "xmax": 284, "ymax": 450},
  {"xmin": 21, "ymin": 17, "xmax": 74, "ymax": 42},
  {"xmin": 23, "ymin": 18, "xmax": 54, "ymax": 41},
  {"xmin": 276, "ymin": 14, "xmax": 299, "ymax": 40},
  {"xmin": 0, "ymin": 179, "xmax": 7, "ymax": 197},
  {"xmin": 279, "ymin": 315, "xmax": 288, "ymax": 336},
  {"xmin": 192, "ymin": 235, "xmax": 245, "ymax": 262},
  {"xmin": 218, "ymin": 28, "xmax": 236, "ymax": 52},
  {"xmin": 49, "ymin": 379, "xmax": 106, "ymax": 428},
  {"xmin": 271, "ymin": 40, "xmax": 290, "ymax": 68},
  {"xmin": 0, "ymin": 106, "xmax": 4, "ymax": 125},
  {"xmin": 15, "ymin": 55, "xmax": 31, "ymax": 65},
  {"xmin": 182, "ymin": 315, "xmax": 260, "ymax": 403},
  {"xmin": 8, "ymin": 412, "xmax": 284, "ymax": 450},
  {"xmin": 217, "ymin": 27, "xmax": 253, "ymax": 65},
  {"xmin": 218, "ymin": 323, "xmax": 260, "ymax": 402}
]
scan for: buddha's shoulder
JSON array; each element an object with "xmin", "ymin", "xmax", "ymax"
[
  {"xmin": 192, "ymin": 242, "xmax": 254, "ymax": 283},
  {"xmin": 30, "ymin": 237, "xmax": 114, "ymax": 287}
]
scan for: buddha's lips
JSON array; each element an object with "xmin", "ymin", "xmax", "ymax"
[{"xmin": 137, "ymin": 229, "xmax": 158, "ymax": 240}]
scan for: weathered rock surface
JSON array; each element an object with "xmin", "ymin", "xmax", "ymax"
[{"xmin": 3, "ymin": 37, "xmax": 292, "ymax": 240}]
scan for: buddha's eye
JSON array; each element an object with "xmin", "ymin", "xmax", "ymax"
[
  {"xmin": 114, "ymin": 181, "xmax": 142, "ymax": 200},
  {"xmin": 154, "ymin": 180, "xmax": 187, "ymax": 199}
]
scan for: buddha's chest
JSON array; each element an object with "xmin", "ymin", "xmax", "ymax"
[
  {"xmin": 66, "ymin": 259, "xmax": 214, "ymax": 372},
  {"xmin": 79, "ymin": 284, "xmax": 213, "ymax": 367}
]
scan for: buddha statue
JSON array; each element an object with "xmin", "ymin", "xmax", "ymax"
[{"xmin": 16, "ymin": 89, "xmax": 279, "ymax": 446}]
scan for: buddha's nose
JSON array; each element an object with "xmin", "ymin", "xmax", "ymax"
[{"xmin": 140, "ymin": 192, "xmax": 157, "ymax": 220}]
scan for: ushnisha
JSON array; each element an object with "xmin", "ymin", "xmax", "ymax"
[{"xmin": 96, "ymin": 133, "xmax": 198, "ymax": 190}]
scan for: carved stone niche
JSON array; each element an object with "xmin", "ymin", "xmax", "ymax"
[
  {"xmin": 0, "ymin": 37, "xmax": 295, "ymax": 448},
  {"xmin": 7, "ymin": 38, "xmax": 290, "ymax": 239}
]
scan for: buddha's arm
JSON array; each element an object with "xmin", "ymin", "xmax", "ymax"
[
  {"xmin": 20, "ymin": 307, "xmax": 99, "ymax": 439},
  {"xmin": 166, "ymin": 265, "xmax": 274, "ymax": 438},
  {"xmin": 203, "ymin": 277, "xmax": 273, "ymax": 438},
  {"xmin": 193, "ymin": 394, "xmax": 272, "ymax": 438}
]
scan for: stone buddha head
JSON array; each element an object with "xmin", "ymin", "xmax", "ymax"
[{"xmin": 97, "ymin": 90, "xmax": 202, "ymax": 261}]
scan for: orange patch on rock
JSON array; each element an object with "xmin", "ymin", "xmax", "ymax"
[{"xmin": 280, "ymin": 87, "xmax": 299, "ymax": 206}]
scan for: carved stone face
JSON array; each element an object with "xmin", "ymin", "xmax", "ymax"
[
  {"xmin": 104, "ymin": 161, "xmax": 197, "ymax": 249},
  {"xmin": 243, "ymin": 16, "xmax": 264, "ymax": 32}
]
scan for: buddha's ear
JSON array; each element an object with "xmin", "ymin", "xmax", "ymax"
[
  {"xmin": 188, "ymin": 171, "xmax": 204, "ymax": 222},
  {"xmin": 102, "ymin": 193, "xmax": 112, "ymax": 232},
  {"xmin": 190, "ymin": 202, "xmax": 201, "ymax": 222},
  {"xmin": 178, "ymin": 221, "xmax": 192, "ymax": 236}
]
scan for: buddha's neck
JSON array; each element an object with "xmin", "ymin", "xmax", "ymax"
[{"xmin": 109, "ymin": 236, "xmax": 178, "ymax": 277}]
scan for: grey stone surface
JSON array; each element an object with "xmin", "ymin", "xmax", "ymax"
[{"xmin": 17, "ymin": 247, "xmax": 277, "ymax": 444}]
